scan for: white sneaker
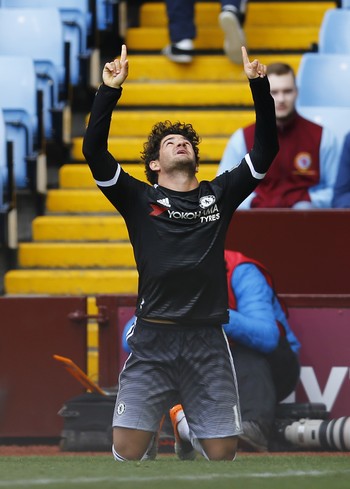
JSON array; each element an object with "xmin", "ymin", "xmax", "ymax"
[
  {"xmin": 162, "ymin": 39, "xmax": 194, "ymax": 64},
  {"xmin": 219, "ymin": 10, "xmax": 246, "ymax": 64}
]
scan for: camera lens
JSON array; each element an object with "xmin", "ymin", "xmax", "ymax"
[{"xmin": 284, "ymin": 417, "xmax": 350, "ymax": 451}]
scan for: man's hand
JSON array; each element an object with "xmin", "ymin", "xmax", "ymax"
[
  {"xmin": 102, "ymin": 44, "xmax": 129, "ymax": 89},
  {"xmin": 241, "ymin": 46, "xmax": 266, "ymax": 80}
]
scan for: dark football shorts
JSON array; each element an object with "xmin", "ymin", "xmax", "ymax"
[{"xmin": 113, "ymin": 318, "xmax": 242, "ymax": 439}]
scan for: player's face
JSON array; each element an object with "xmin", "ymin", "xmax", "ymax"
[
  {"xmin": 268, "ymin": 72, "xmax": 298, "ymax": 122},
  {"xmin": 157, "ymin": 134, "xmax": 197, "ymax": 171}
]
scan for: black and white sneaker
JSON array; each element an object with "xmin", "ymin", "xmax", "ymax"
[
  {"xmin": 219, "ymin": 8, "xmax": 246, "ymax": 64},
  {"xmin": 239, "ymin": 421, "xmax": 269, "ymax": 452},
  {"xmin": 162, "ymin": 39, "xmax": 194, "ymax": 63}
]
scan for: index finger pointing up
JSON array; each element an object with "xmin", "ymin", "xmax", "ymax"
[
  {"xmin": 241, "ymin": 46, "xmax": 249, "ymax": 65},
  {"xmin": 120, "ymin": 44, "xmax": 127, "ymax": 63}
]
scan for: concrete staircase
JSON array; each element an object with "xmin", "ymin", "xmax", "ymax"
[
  {"xmin": 127, "ymin": 1, "xmax": 331, "ymax": 51},
  {"xmin": 4, "ymin": 1, "xmax": 335, "ymax": 296}
]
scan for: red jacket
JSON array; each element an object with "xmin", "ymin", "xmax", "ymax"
[
  {"xmin": 224, "ymin": 250, "xmax": 286, "ymax": 336},
  {"xmin": 243, "ymin": 112, "xmax": 322, "ymax": 208}
]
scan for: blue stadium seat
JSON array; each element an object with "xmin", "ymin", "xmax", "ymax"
[
  {"xmin": 0, "ymin": 108, "xmax": 18, "ymax": 257},
  {"xmin": 96, "ymin": 0, "xmax": 115, "ymax": 31},
  {"xmin": 319, "ymin": 8, "xmax": 350, "ymax": 54},
  {"xmin": 2, "ymin": 0, "xmax": 93, "ymax": 87},
  {"xmin": 0, "ymin": 8, "xmax": 69, "ymax": 140},
  {"xmin": 0, "ymin": 109, "xmax": 6, "ymax": 210},
  {"xmin": 296, "ymin": 53, "xmax": 350, "ymax": 107},
  {"xmin": 0, "ymin": 55, "xmax": 45, "ymax": 191},
  {"xmin": 341, "ymin": 0, "xmax": 350, "ymax": 7},
  {"xmin": 297, "ymin": 106, "xmax": 350, "ymax": 149},
  {"xmin": 0, "ymin": 55, "xmax": 47, "ymax": 214}
]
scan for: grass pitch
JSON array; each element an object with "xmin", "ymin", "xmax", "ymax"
[{"xmin": 0, "ymin": 453, "xmax": 350, "ymax": 489}]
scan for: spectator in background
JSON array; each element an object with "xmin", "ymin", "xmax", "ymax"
[
  {"xmin": 217, "ymin": 62, "xmax": 341, "ymax": 209},
  {"xmin": 332, "ymin": 132, "xmax": 350, "ymax": 208},
  {"xmin": 123, "ymin": 250, "xmax": 300, "ymax": 454},
  {"xmin": 162, "ymin": 1, "xmax": 247, "ymax": 64}
]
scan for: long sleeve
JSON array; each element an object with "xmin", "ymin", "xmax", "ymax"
[
  {"xmin": 216, "ymin": 77, "xmax": 278, "ymax": 207},
  {"xmin": 218, "ymin": 77, "xmax": 278, "ymax": 178},
  {"xmin": 223, "ymin": 263, "xmax": 280, "ymax": 353},
  {"xmin": 223, "ymin": 263, "xmax": 300, "ymax": 354},
  {"xmin": 248, "ymin": 77, "xmax": 279, "ymax": 175},
  {"xmin": 213, "ymin": 76, "xmax": 279, "ymax": 209},
  {"xmin": 82, "ymin": 83, "xmax": 123, "ymax": 182}
]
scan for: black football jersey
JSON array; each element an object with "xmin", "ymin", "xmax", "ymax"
[{"xmin": 83, "ymin": 78, "xmax": 278, "ymax": 325}]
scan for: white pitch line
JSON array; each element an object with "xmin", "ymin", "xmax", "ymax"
[{"xmin": 1, "ymin": 469, "xmax": 350, "ymax": 487}]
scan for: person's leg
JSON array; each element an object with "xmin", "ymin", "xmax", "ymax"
[
  {"xmin": 177, "ymin": 326, "xmax": 242, "ymax": 461},
  {"xmin": 266, "ymin": 337, "xmax": 300, "ymax": 402},
  {"xmin": 199, "ymin": 437, "xmax": 238, "ymax": 461},
  {"xmin": 112, "ymin": 369, "xmax": 166, "ymax": 461},
  {"xmin": 219, "ymin": 0, "xmax": 247, "ymax": 64},
  {"xmin": 112, "ymin": 321, "xmax": 177, "ymax": 461},
  {"xmin": 163, "ymin": 0, "xmax": 195, "ymax": 63},
  {"xmin": 165, "ymin": 0, "xmax": 196, "ymax": 43},
  {"xmin": 233, "ymin": 344, "xmax": 276, "ymax": 451},
  {"xmin": 112, "ymin": 427, "xmax": 155, "ymax": 461},
  {"xmin": 170, "ymin": 403, "xmax": 238, "ymax": 460}
]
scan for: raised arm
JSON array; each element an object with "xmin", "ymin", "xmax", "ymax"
[
  {"xmin": 82, "ymin": 45, "xmax": 129, "ymax": 182},
  {"xmin": 242, "ymin": 47, "xmax": 279, "ymax": 175}
]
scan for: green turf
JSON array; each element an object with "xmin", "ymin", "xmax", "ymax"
[{"xmin": 0, "ymin": 454, "xmax": 350, "ymax": 489}]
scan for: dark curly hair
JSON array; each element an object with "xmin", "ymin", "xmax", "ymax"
[{"xmin": 140, "ymin": 120, "xmax": 201, "ymax": 184}]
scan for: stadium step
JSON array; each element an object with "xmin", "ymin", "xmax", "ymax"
[
  {"xmin": 46, "ymin": 189, "xmax": 115, "ymax": 213},
  {"xmin": 124, "ymin": 54, "xmax": 302, "ymax": 82},
  {"xmin": 4, "ymin": 269, "xmax": 138, "ymax": 295},
  {"xmin": 138, "ymin": 2, "xmax": 334, "ymax": 28},
  {"xmin": 18, "ymin": 242, "xmax": 135, "ymax": 268},
  {"xmin": 110, "ymin": 82, "xmax": 253, "ymax": 108},
  {"xmin": 107, "ymin": 110, "xmax": 256, "ymax": 137},
  {"xmin": 32, "ymin": 216, "xmax": 128, "ymax": 241},
  {"xmin": 127, "ymin": 25, "xmax": 320, "ymax": 52},
  {"xmin": 127, "ymin": 1, "xmax": 335, "ymax": 52}
]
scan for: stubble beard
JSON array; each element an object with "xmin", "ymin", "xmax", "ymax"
[{"xmin": 171, "ymin": 155, "xmax": 197, "ymax": 177}]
